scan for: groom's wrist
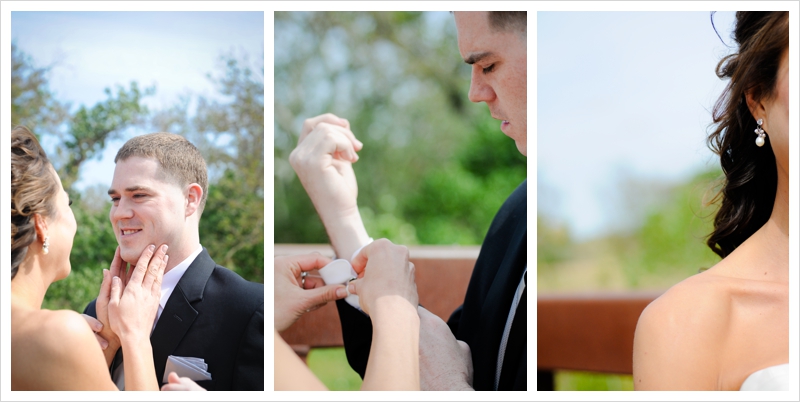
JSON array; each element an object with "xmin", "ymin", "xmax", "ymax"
[{"xmin": 322, "ymin": 208, "xmax": 371, "ymax": 260}]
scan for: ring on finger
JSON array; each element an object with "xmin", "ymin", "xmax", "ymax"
[{"xmin": 301, "ymin": 271, "xmax": 307, "ymax": 288}]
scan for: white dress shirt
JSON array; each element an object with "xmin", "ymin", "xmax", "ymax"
[
  {"xmin": 113, "ymin": 245, "xmax": 204, "ymax": 390},
  {"xmin": 495, "ymin": 265, "xmax": 527, "ymax": 390}
]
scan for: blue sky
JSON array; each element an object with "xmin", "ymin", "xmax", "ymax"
[
  {"xmin": 11, "ymin": 11, "xmax": 264, "ymax": 191},
  {"xmin": 538, "ymin": 11, "xmax": 737, "ymax": 240}
]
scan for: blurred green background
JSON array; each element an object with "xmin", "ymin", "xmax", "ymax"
[
  {"xmin": 274, "ymin": 12, "xmax": 526, "ymax": 390},
  {"xmin": 11, "ymin": 40, "xmax": 265, "ymax": 312},
  {"xmin": 538, "ymin": 168, "xmax": 723, "ymax": 390}
]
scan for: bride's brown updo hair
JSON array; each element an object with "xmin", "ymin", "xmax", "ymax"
[
  {"xmin": 707, "ymin": 11, "xmax": 788, "ymax": 258},
  {"xmin": 11, "ymin": 126, "xmax": 59, "ymax": 279}
]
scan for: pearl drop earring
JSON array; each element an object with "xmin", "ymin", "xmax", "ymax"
[
  {"xmin": 42, "ymin": 236, "xmax": 50, "ymax": 255},
  {"xmin": 754, "ymin": 118, "xmax": 766, "ymax": 147}
]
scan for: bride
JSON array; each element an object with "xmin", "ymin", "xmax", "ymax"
[
  {"xmin": 10, "ymin": 126, "xmax": 194, "ymax": 390},
  {"xmin": 633, "ymin": 11, "xmax": 789, "ymax": 390}
]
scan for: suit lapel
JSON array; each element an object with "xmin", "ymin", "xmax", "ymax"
[{"xmin": 150, "ymin": 249, "xmax": 215, "ymax": 384}]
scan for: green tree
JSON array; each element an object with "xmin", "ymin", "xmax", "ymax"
[
  {"xmin": 274, "ymin": 12, "xmax": 526, "ymax": 246},
  {"xmin": 56, "ymin": 83, "xmax": 153, "ymax": 191},
  {"xmin": 152, "ymin": 52, "xmax": 265, "ymax": 281},
  {"xmin": 10, "ymin": 41, "xmax": 69, "ymax": 133}
]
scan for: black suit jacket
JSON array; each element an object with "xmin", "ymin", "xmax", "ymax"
[
  {"xmin": 337, "ymin": 180, "xmax": 527, "ymax": 390},
  {"xmin": 85, "ymin": 249, "xmax": 264, "ymax": 391}
]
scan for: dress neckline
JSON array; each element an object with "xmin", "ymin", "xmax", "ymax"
[{"xmin": 739, "ymin": 363, "xmax": 790, "ymax": 391}]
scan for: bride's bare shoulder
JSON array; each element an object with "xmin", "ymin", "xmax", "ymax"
[
  {"xmin": 632, "ymin": 268, "xmax": 735, "ymax": 389},
  {"xmin": 12, "ymin": 309, "xmax": 107, "ymax": 390}
]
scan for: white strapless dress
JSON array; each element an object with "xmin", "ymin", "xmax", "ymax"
[{"xmin": 739, "ymin": 364, "xmax": 791, "ymax": 391}]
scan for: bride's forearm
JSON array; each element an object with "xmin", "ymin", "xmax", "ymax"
[
  {"xmin": 121, "ymin": 337, "xmax": 159, "ymax": 390},
  {"xmin": 361, "ymin": 296, "xmax": 420, "ymax": 390}
]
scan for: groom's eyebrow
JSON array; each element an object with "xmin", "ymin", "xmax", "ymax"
[
  {"xmin": 464, "ymin": 51, "xmax": 494, "ymax": 65},
  {"xmin": 107, "ymin": 185, "xmax": 154, "ymax": 195}
]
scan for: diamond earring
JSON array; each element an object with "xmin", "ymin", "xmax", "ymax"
[{"xmin": 754, "ymin": 118, "xmax": 766, "ymax": 147}]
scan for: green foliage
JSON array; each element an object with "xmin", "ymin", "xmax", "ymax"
[
  {"xmin": 201, "ymin": 169, "xmax": 264, "ymax": 282},
  {"xmin": 58, "ymin": 83, "xmax": 153, "ymax": 191},
  {"xmin": 10, "ymin": 42, "xmax": 69, "ymax": 133},
  {"xmin": 43, "ymin": 199, "xmax": 117, "ymax": 311},
  {"xmin": 537, "ymin": 214, "xmax": 572, "ymax": 265},
  {"xmin": 538, "ymin": 168, "xmax": 723, "ymax": 291},
  {"xmin": 274, "ymin": 12, "xmax": 526, "ymax": 246},
  {"xmin": 618, "ymin": 169, "xmax": 722, "ymax": 287},
  {"xmin": 12, "ymin": 41, "xmax": 264, "ymax": 314}
]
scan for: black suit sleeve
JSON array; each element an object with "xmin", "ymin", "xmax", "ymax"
[
  {"xmin": 335, "ymin": 299, "xmax": 373, "ymax": 378},
  {"xmin": 232, "ymin": 302, "xmax": 264, "ymax": 390},
  {"xmin": 83, "ymin": 299, "xmax": 98, "ymax": 318}
]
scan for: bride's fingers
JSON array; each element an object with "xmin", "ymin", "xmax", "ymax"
[
  {"xmin": 109, "ymin": 276, "xmax": 122, "ymax": 310},
  {"xmin": 98, "ymin": 269, "xmax": 111, "ymax": 302},
  {"xmin": 128, "ymin": 245, "xmax": 156, "ymax": 286},
  {"xmin": 141, "ymin": 245, "xmax": 168, "ymax": 290},
  {"xmin": 109, "ymin": 246, "xmax": 122, "ymax": 279},
  {"xmin": 151, "ymin": 255, "xmax": 168, "ymax": 294}
]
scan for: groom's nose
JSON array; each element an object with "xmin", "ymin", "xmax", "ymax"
[{"xmin": 110, "ymin": 198, "xmax": 135, "ymax": 223}]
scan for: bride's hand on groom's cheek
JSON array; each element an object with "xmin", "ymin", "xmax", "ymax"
[
  {"xmin": 348, "ymin": 239, "xmax": 418, "ymax": 316},
  {"xmin": 108, "ymin": 244, "xmax": 168, "ymax": 343},
  {"xmin": 92, "ymin": 246, "xmax": 127, "ymax": 351}
]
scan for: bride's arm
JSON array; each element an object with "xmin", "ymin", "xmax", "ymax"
[
  {"xmin": 109, "ymin": 244, "xmax": 169, "ymax": 391},
  {"xmin": 361, "ymin": 296, "xmax": 420, "ymax": 390},
  {"xmin": 274, "ymin": 329, "xmax": 328, "ymax": 390}
]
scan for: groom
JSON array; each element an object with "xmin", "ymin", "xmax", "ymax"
[
  {"xmin": 84, "ymin": 133, "xmax": 264, "ymax": 390},
  {"xmin": 292, "ymin": 11, "xmax": 526, "ymax": 390}
]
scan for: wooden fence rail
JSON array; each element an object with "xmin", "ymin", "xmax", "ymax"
[{"xmin": 275, "ymin": 244, "xmax": 661, "ymax": 390}]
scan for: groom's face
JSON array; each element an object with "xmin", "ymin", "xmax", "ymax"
[
  {"xmin": 108, "ymin": 156, "xmax": 187, "ymax": 264},
  {"xmin": 454, "ymin": 11, "xmax": 527, "ymax": 156}
]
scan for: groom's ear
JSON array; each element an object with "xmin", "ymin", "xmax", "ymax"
[{"xmin": 184, "ymin": 183, "xmax": 203, "ymax": 218}]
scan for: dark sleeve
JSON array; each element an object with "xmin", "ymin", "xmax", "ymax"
[
  {"xmin": 83, "ymin": 299, "xmax": 98, "ymax": 318},
  {"xmin": 233, "ymin": 301, "xmax": 264, "ymax": 390},
  {"xmin": 335, "ymin": 299, "xmax": 373, "ymax": 378},
  {"xmin": 447, "ymin": 305, "xmax": 463, "ymax": 336}
]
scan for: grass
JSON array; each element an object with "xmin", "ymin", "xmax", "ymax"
[
  {"xmin": 556, "ymin": 371, "xmax": 634, "ymax": 391},
  {"xmin": 306, "ymin": 347, "xmax": 362, "ymax": 391}
]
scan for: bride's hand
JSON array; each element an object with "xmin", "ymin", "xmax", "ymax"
[
  {"xmin": 289, "ymin": 113, "xmax": 362, "ymax": 222},
  {"xmin": 347, "ymin": 239, "xmax": 418, "ymax": 316},
  {"xmin": 161, "ymin": 372, "xmax": 206, "ymax": 391},
  {"xmin": 93, "ymin": 246, "xmax": 127, "ymax": 351},
  {"xmin": 108, "ymin": 244, "xmax": 168, "ymax": 344}
]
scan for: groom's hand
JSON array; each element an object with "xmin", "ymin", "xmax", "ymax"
[
  {"xmin": 417, "ymin": 307, "xmax": 474, "ymax": 391},
  {"xmin": 289, "ymin": 113, "xmax": 371, "ymax": 261}
]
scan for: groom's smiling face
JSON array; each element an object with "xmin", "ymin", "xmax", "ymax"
[{"xmin": 108, "ymin": 156, "xmax": 186, "ymax": 264}]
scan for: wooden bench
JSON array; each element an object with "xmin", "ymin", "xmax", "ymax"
[
  {"xmin": 275, "ymin": 244, "xmax": 480, "ymax": 361},
  {"xmin": 536, "ymin": 291, "xmax": 661, "ymax": 390}
]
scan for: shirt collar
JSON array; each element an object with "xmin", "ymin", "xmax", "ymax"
[{"xmin": 159, "ymin": 245, "xmax": 203, "ymax": 309}]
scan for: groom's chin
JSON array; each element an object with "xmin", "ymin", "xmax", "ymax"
[{"xmin": 119, "ymin": 246, "xmax": 142, "ymax": 265}]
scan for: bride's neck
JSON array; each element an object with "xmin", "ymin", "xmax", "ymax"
[
  {"xmin": 11, "ymin": 259, "xmax": 51, "ymax": 310},
  {"xmin": 770, "ymin": 166, "xmax": 789, "ymax": 237}
]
